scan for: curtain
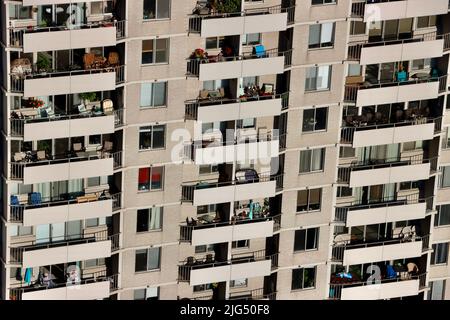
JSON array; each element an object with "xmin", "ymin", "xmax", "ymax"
[
  {"xmin": 35, "ymin": 224, "xmax": 50, "ymax": 244},
  {"xmin": 68, "ymin": 179, "xmax": 83, "ymax": 193},
  {"xmin": 34, "ymin": 182, "xmax": 51, "ymax": 202},
  {"xmin": 383, "ymin": 183, "xmax": 396, "ymax": 201},
  {"xmin": 386, "ymin": 144, "xmax": 400, "ymax": 162},
  {"xmin": 300, "ymin": 150, "xmax": 311, "ymax": 173},
  {"xmin": 149, "ymin": 207, "xmax": 162, "ymax": 230},
  {"xmin": 321, "ymin": 23, "xmax": 334, "ymax": 44},
  {"xmin": 311, "ymin": 149, "xmax": 324, "ymax": 171},
  {"xmin": 354, "ymin": 187, "xmax": 363, "ymax": 204},
  {"xmin": 316, "ymin": 66, "xmax": 330, "ymax": 90},
  {"xmin": 140, "ymin": 83, "xmax": 152, "ymax": 107}
]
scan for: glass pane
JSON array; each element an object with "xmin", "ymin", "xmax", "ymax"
[
  {"xmin": 302, "ymin": 109, "xmax": 315, "ymax": 132},
  {"xmin": 320, "ymin": 23, "xmax": 334, "ymax": 45},
  {"xmin": 306, "ymin": 228, "xmax": 317, "ymax": 249},
  {"xmin": 315, "ymin": 107, "xmax": 327, "ymax": 130},
  {"xmin": 147, "ymin": 248, "xmax": 160, "ymax": 270},
  {"xmin": 294, "ymin": 230, "xmax": 306, "ymax": 251},
  {"xmin": 311, "ymin": 149, "xmax": 324, "ymax": 171},
  {"xmin": 299, "ymin": 150, "xmax": 312, "ymax": 173},
  {"xmin": 140, "ymin": 83, "xmax": 153, "ymax": 107},
  {"xmin": 143, "ymin": 0, "xmax": 156, "ymax": 19},
  {"xmin": 137, "ymin": 209, "xmax": 149, "ymax": 232},
  {"xmin": 150, "ymin": 167, "xmax": 163, "ymax": 190},
  {"xmin": 157, "ymin": 0, "xmax": 170, "ymax": 19},
  {"xmin": 316, "ymin": 66, "xmax": 330, "ymax": 90},
  {"xmin": 308, "ymin": 24, "xmax": 321, "ymax": 47},
  {"xmin": 135, "ymin": 249, "xmax": 148, "ymax": 272},
  {"xmin": 152, "ymin": 125, "xmax": 166, "ymax": 148},
  {"xmin": 153, "ymin": 82, "xmax": 166, "ymax": 106},
  {"xmin": 297, "ymin": 190, "xmax": 308, "ymax": 212}
]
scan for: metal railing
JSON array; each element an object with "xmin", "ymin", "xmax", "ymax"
[
  {"xmin": 337, "ymin": 154, "xmax": 434, "ymax": 183},
  {"xmin": 333, "ymin": 192, "xmax": 426, "ymax": 223},
  {"xmin": 9, "ymin": 192, "xmax": 121, "ymax": 223},
  {"xmin": 179, "ymin": 213, "xmax": 282, "ymax": 242},
  {"xmin": 329, "ymin": 272, "xmax": 428, "ymax": 300},
  {"xmin": 112, "ymin": 193, "xmax": 122, "ymax": 212},
  {"xmin": 344, "ymin": 75, "xmax": 447, "ymax": 103},
  {"xmin": 351, "ymin": 1, "xmax": 365, "ymax": 17},
  {"xmin": 229, "ymin": 288, "xmax": 276, "ymax": 300},
  {"xmin": 10, "ymin": 151, "xmax": 122, "ymax": 180},
  {"xmin": 181, "ymin": 173, "xmax": 283, "ymax": 202},
  {"xmin": 340, "ymin": 116, "xmax": 442, "ymax": 144},
  {"xmin": 188, "ymin": 5, "xmax": 295, "ymax": 33},
  {"xmin": 10, "ymin": 230, "xmax": 119, "ymax": 264},
  {"xmin": 331, "ymin": 234, "xmax": 430, "ymax": 262},
  {"xmin": 186, "ymin": 48, "xmax": 292, "ymax": 77},
  {"xmin": 184, "ymin": 92, "xmax": 289, "ymax": 120},
  {"xmin": 9, "ymin": 273, "xmax": 118, "ymax": 300},
  {"xmin": 114, "ymin": 109, "xmax": 125, "ymax": 127}
]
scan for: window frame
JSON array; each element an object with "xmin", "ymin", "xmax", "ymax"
[
  {"xmin": 299, "ymin": 148, "xmax": 326, "ymax": 174},
  {"xmin": 141, "ymin": 38, "xmax": 169, "ymax": 65},
  {"xmin": 143, "ymin": 0, "xmax": 171, "ymax": 20},
  {"xmin": 302, "ymin": 107, "xmax": 328, "ymax": 133},
  {"xmin": 294, "ymin": 228, "xmax": 320, "ymax": 252},
  {"xmin": 296, "ymin": 188, "xmax": 322, "ymax": 213},
  {"xmin": 135, "ymin": 247, "xmax": 161, "ymax": 272},
  {"xmin": 291, "ymin": 266, "xmax": 317, "ymax": 291},
  {"xmin": 305, "ymin": 65, "xmax": 332, "ymax": 92},
  {"xmin": 308, "ymin": 22, "xmax": 335, "ymax": 49},
  {"xmin": 139, "ymin": 125, "xmax": 166, "ymax": 150},
  {"xmin": 140, "ymin": 82, "xmax": 167, "ymax": 108},
  {"xmin": 138, "ymin": 166, "xmax": 165, "ymax": 191},
  {"xmin": 136, "ymin": 207, "xmax": 164, "ymax": 232}
]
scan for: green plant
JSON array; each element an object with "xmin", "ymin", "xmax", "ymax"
[
  {"xmin": 215, "ymin": 0, "xmax": 241, "ymax": 13},
  {"xmin": 36, "ymin": 53, "xmax": 51, "ymax": 72},
  {"xmin": 79, "ymin": 92, "xmax": 97, "ymax": 102}
]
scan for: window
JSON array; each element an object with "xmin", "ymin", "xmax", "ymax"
[
  {"xmin": 89, "ymin": 134, "xmax": 101, "ymax": 145},
  {"xmin": 237, "ymin": 118, "xmax": 256, "ymax": 129},
  {"xmin": 294, "ymin": 228, "xmax": 319, "ymax": 251},
  {"xmin": 199, "ymin": 164, "xmax": 219, "ymax": 175},
  {"xmin": 242, "ymin": 33, "xmax": 261, "ymax": 46},
  {"xmin": 140, "ymin": 82, "xmax": 167, "ymax": 107},
  {"xmin": 194, "ymin": 283, "xmax": 213, "ymax": 292},
  {"xmin": 139, "ymin": 125, "xmax": 166, "ymax": 150},
  {"xmin": 197, "ymin": 204, "xmax": 217, "ymax": 215},
  {"xmin": 138, "ymin": 166, "xmax": 164, "ymax": 191},
  {"xmin": 86, "ymin": 217, "xmax": 106, "ymax": 228},
  {"xmin": 305, "ymin": 65, "xmax": 332, "ymax": 91},
  {"xmin": 411, "ymin": 58, "xmax": 431, "ymax": 71},
  {"xmin": 417, "ymin": 16, "xmax": 436, "ymax": 29},
  {"xmin": 309, "ymin": 23, "xmax": 335, "ymax": 49},
  {"xmin": 336, "ymin": 186, "xmax": 352, "ymax": 198},
  {"xmin": 431, "ymin": 243, "xmax": 449, "ymax": 265},
  {"xmin": 85, "ymin": 258, "xmax": 105, "ymax": 268},
  {"xmin": 137, "ymin": 207, "xmax": 163, "ymax": 232},
  {"xmin": 135, "ymin": 247, "xmax": 161, "ymax": 272},
  {"xmin": 436, "ymin": 205, "xmax": 450, "ymax": 227},
  {"xmin": 350, "ymin": 21, "xmax": 366, "ymax": 35},
  {"xmin": 403, "ymin": 140, "xmax": 422, "ymax": 152},
  {"xmin": 143, "ymin": 0, "xmax": 170, "ymax": 20},
  {"xmin": 142, "ymin": 38, "xmax": 169, "ymax": 64},
  {"xmin": 312, "ymin": 0, "xmax": 336, "ymax": 5},
  {"xmin": 339, "ymin": 146, "xmax": 355, "ymax": 158},
  {"xmin": 230, "ymin": 279, "xmax": 248, "ymax": 288},
  {"xmin": 9, "ymin": 5, "xmax": 32, "ymax": 19},
  {"xmin": 302, "ymin": 107, "xmax": 328, "ymax": 132},
  {"xmin": 348, "ymin": 64, "xmax": 362, "ymax": 77},
  {"xmin": 232, "ymin": 240, "xmax": 249, "ymax": 249},
  {"xmin": 429, "ymin": 280, "xmax": 446, "ymax": 300},
  {"xmin": 134, "ymin": 287, "xmax": 159, "ymax": 300},
  {"xmin": 299, "ymin": 148, "xmax": 325, "ymax": 173},
  {"xmin": 291, "ymin": 267, "xmax": 316, "ymax": 290},
  {"xmin": 440, "ymin": 166, "xmax": 450, "ymax": 188},
  {"xmin": 206, "ymin": 36, "xmax": 225, "ymax": 50},
  {"xmin": 399, "ymin": 181, "xmax": 419, "ymax": 191},
  {"xmin": 296, "ymin": 189, "xmax": 321, "ymax": 213},
  {"xmin": 444, "ymin": 128, "xmax": 450, "ymax": 148},
  {"xmin": 195, "ymin": 244, "xmax": 215, "ymax": 254}
]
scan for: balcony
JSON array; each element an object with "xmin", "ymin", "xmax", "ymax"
[
  {"xmin": 180, "ymin": 214, "xmax": 281, "ymax": 246},
  {"xmin": 329, "ymin": 273, "xmax": 426, "ymax": 300},
  {"xmin": 340, "ymin": 116, "xmax": 440, "ymax": 147},
  {"xmin": 185, "ymin": 93, "xmax": 288, "ymax": 122},
  {"xmin": 178, "ymin": 249, "xmax": 277, "ymax": 286},
  {"xmin": 186, "ymin": 48, "xmax": 291, "ymax": 81},
  {"xmin": 188, "ymin": 4, "xmax": 294, "ymax": 37},
  {"xmin": 10, "ymin": 20, "xmax": 125, "ymax": 52},
  {"xmin": 332, "ymin": 235, "xmax": 429, "ymax": 266},
  {"xmin": 181, "ymin": 172, "xmax": 282, "ymax": 206},
  {"xmin": 363, "ymin": 0, "xmax": 448, "ymax": 22},
  {"xmin": 184, "ymin": 130, "xmax": 279, "ymax": 165},
  {"xmin": 229, "ymin": 288, "xmax": 276, "ymax": 300},
  {"xmin": 10, "ymin": 150, "xmax": 122, "ymax": 184},
  {"xmin": 348, "ymin": 32, "xmax": 446, "ymax": 65},
  {"xmin": 334, "ymin": 193, "xmax": 431, "ymax": 227},
  {"xmin": 11, "ymin": 112, "xmax": 116, "ymax": 141},
  {"xmin": 9, "ymin": 230, "xmax": 119, "ymax": 268},
  {"xmin": 337, "ymin": 155, "xmax": 435, "ymax": 187},
  {"xmin": 10, "ymin": 273, "xmax": 117, "ymax": 300},
  {"xmin": 344, "ymin": 76, "xmax": 447, "ymax": 107},
  {"xmin": 10, "ymin": 192, "xmax": 121, "ymax": 226}
]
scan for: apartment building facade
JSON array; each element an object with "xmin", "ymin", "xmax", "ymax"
[{"xmin": 0, "ymin": 0, "xmax": 449, "ymax": 301}]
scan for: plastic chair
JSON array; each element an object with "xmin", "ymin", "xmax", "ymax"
[
  {"xmin": 253, "ymin": 45, "xmax": 266, "ymax": 58},
  {"xmin": 29, "ymin": 192, "xmax": 42, "ymax": 205},
  {"xmin": 10, "ymin": 195, "xmax": 19, "ymax": 206}
]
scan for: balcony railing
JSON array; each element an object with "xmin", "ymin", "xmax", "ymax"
[
  {"xmin": 340, "ymin": 116, "xmax": 442, "ymax": 144},
  {"xmin": 344, "ymin": 75, "xmax": 447, "ymax": 103},
  {"xmin": 184, "ymin": 92, "xmax": 289, "ymax": 120},
  {"xmin": 178, "ymin": 249, "xmax": 279, "ymax": 282},
  {"xmin": 179, "ymin": 213, "xmax": 281, "ymax": 242},
  {"xmin": 347, "ymin": 31, "xmax": 448, "ymax": 61},
  {"xmin": 9, "ymin": 273, "xmax": 118, "ymax": 300},
  {"xmin": 334, "ymin": 193, "xmax": 433, "ymax": 223},
  {"xmin": 113, "ymin": 109, "xmax": 125, "ymax": 127},
  {"xmin": 229, "ymin": 288, "xmax": 276, "ymax": 300},
  {"xmin": 10, "ymin": 150, "xmax": 122, "ymax": 180},
  {"xmin": 331, "ymin": 234, "xmax": 430, "ymax": 262},
  {"xmin": 10, "ymin": 65, "xmax": 125, "ymax": 93},
  {"xmin": 9, "ymin": 230, "xmax": 120, "ymax": 264},
  {"xmin": 181, "ymin": 172, "xmax": 283, "ymax": 202},
  {"xmin": 8, "ymin": 19, "xmax": 126, "ymax": 48},
  {"xmin": 188, "ymin": 5, "xmax": 295, "ymax": 33},
  {"xmin": 337, "ymin": 154, "xmax": 435, "ymax": 183},
  {"xmin": 329, "ymin": 272, "xmax": 427, "ymax": 300},
  {"xmin": 186, "ymin": 48, "xmax": 292, "ymax": 77},
  {"xmin": 9, "ymin": 192, "xmax": 121, "ymax": 223}
]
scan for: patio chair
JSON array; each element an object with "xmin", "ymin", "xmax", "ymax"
[
  {"xmin": 204, "ymin": 254, "xmax": 214, "ymax": 264},
  {"xmin": 83, "ymin": 53, "xmax": 96, "ymax": 70},
  {"xmin": 78, "ymin": 104, "xmax": 89, "ymax": 115},
  {"xmin": 10, "ymin": 195, "xmax": 19, "ymax": 206},
  {"xmin": 97, "ymin": 141, "xmax": 113, "ymax": 157},
  {"xmin": 13, "ymin": 152, "xmax": 24, "ymax": 162},
  {"xmin": 102, "ymin": 99, "xmax": 114, "ymax": 114},
  {"xmin": 29, "ymin": 192, "xmax": 42, "ymax": 205},
  {"xmin": 107, "ymin": 52, "xmax": 120, "ymax": 67},
  {"xmin": 185, "ymin": 256, "xmax": 196, "ymax": 266},
  {"xmin": 72, "ymin": 143, "xmax": 85, "ymax": 154}
]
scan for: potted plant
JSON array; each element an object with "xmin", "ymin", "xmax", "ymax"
[
  {"xmin": 36, "ymin": 53, "xmax": 51, "ymax": 74},
  {"xmin": 26, "ymin": 98, "xmax": 44, "ymax": 109},
  {"xmin": 79, "ymin": 92, "xmax": 97, "ymax": 105},
  {"xmin": 214, "ymin": 0, "xmax": 241, "ymax": 14}
]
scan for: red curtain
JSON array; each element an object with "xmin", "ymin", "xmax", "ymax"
[{"xmin": 138, "ymin": 168, "xmax": 150, "ymax": 184}]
